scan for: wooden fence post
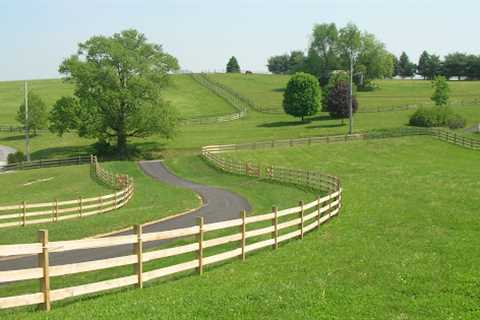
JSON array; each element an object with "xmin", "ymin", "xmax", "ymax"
[
  {"xmin": 78, "ymin": 197, "xmax": 83, "ymax": 218},
  {"xmin": 22, "ymin": 201, "xmax": 27, "ymax": 226},
  {"xmin": 240, "ymin": 211, "xmax": 246, "ymax": 261},
  {"xmin": 38, "ymin": 230, "xmax": 51, "ymax": 311},
  {"xmin": 54, "ymin": 199, "xmax": 58, "ymax": 222},
  {"xmin": 316, "ymin": 196, "xmax": 321, "ymax": 229},
  {"xmin": 197, "ymin": 217, "xmax": 204, "ymax": 275},
  {"xmin": 299, "ymin": 201, "xmax": 304, "ymax": 239},
  {"xmin": 134, "ymin": 225, "xmax": 143, "ymax": 288},
  {"xmin": 272, "ymin": 207, "xmax": 278, "ymax": 249}
]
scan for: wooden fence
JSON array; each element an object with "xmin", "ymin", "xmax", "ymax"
[
  {"xmin": 182, "ymin": 74, "xmax": 247, "ymax": 124},
  {"xmin": 1, "ymin": 155, "xmax": 91, "ymax": 172},
  {"xmin": 0, "ymin": 156, "xmax": 134, "ymax": 228},
  {"xmin": 0, "ymin": 145, "xmax": 342, "ymax": 311}
]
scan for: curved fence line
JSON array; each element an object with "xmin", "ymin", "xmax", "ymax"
[
  {"xmin": 181, "ymin": 74, "xmax": 247, "ymax": 124},
  {"xmin": 0, "ymin": 148, "xmax": 342, "ymax": 311},
  {"xmin": 0, "ymin": 156, "xmax": 134, "ymax": 228}
]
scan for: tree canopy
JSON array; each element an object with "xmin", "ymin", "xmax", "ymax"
[
  {"xmin": 49, "ymin": 29, "xmax": 180, "ymax": 157},
  {"xmin": 431, "ymin": 76, "xmax": 450, "ymax": 106},
  {"xmin": 398, "ymin": 52, "xmax": 416, "ymax": 78},
  {"xmin": 226, "ymin": 56, "xmax": 241, "ymax": 73},
  {"xmin": 326, "ymin": 81, "xmax": 359, "ymax": 120},
  {"xmin": 282, "ymin": 73, "xmax": 321, "ymax": 121},
  {"xmin": 17, "ymin": 91, "xmax": 48, "ymax": 135}
]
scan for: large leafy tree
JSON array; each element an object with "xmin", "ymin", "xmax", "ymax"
[
  {"xmin": 282, "ymin": 73, "xmax": 321, "ymax": 121},
  {"xmin": 49, "ymin": 29, "xmax": 180, "ymax": 157},
  {"xmin": 308, "ymin": 23, "xmax": 339, "ymax": 84},
  {"xmin": 17, "ymin": 91, "xmax": 48, "ymax": 135},
  {"xmin": 226, "ymin": 56, "xmax": 240, "ymax": 73},
  {"xmin": 443, "ymin": 52, "xmax": 469, "ymax": 80},
  {"xmin": 267, "ymin": 54, "xmax": 289, "ymax": 74},
  {"xmin": 417, "ymin": 51, "xmax": 430, "ymax": 80}
]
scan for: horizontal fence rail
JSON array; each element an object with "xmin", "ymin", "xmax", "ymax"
[
  {"xmin": 1, "ymin": 155, "xmax": 91, "ymax": 172},
  {"xmin": 0, "ymin": 156, "xmax": 134, "ymax": 228},
  {"xmin": 181, "ymin": 74, "xmax": 247, "ymax": 124}
]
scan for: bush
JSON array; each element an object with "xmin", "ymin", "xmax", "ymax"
[
  {"xmin": 7, "ymin": 151, "xmax": 25, "ymax": 164},
  {"xmin": 282, "ymin": 72, "xmax": 321, "ymax": 121},
  {"xmin": 447, "ymin": 113, "xmax": 467, "ymax": 129},
  {"xmin": 409, "ymin": 106, "xmax": 466, "ymax": 129},
  {"xmin": 326, "ymin": 81, "xmax": 359, "ymax": 119}
]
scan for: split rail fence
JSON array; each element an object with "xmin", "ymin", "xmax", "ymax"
[
  {"xmin": 0, "ymin": 156, "xmax": 134, "ymax": 228},
  {"xmin": 0, "ymin": 145, "xmax": 342, "ymax": 312}
]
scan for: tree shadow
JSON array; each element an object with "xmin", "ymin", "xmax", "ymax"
[
  {"xmin": 272, "ymin": 87, "xmax": 285, "ymax": 93},
  {"xmin": 0, "ymin": 134, "xmax": 25, "ymax": 142},
  {"xmin": 258, "ymin": 120, "xmax": 311, "ymax": 128},
  {"xmin": 31, "ymin": 145, "xmax": 95, "ymax": 160},
  {"xmin": 306, "ymin": 123, "xmax": 346, "ymax": 129}
]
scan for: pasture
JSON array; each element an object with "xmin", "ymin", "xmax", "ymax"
[{"xmin": 1, "ymin": 74, "xmax": 480, "ymax": 319}]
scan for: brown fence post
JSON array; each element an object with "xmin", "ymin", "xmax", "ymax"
[
  {"xmin": 22, "ymin": 201, "xmax": 27, "ymax": 226},
  {"xmin": 38, "ymin": 230, "xmax": 51, "ymax": 311},
  {"xmin": 299, "ymin": 201, "xmax": 304, "ymax": 239},
  {"xmin": 272, "ymin": 206, "xmax": 278, "ymax": 249},
  {"xmin": 134, "ymin": 225, "xmax": 143, "ymax": 288},
  {"xmin": 79, "ymin": 196, "xmax": 83, "ymax": 218},
  {"xmin": 240, "ymin": 211, "xmax": 246, "ymax": 261},
  {"xmin": 197, "ymin": 217, "xmax": 204, "ymax": 275}
]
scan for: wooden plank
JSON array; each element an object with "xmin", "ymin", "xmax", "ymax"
[
  {"xmin": 50, "ymin": 255, "xmax": 137, "ymax": 277},
  {"xmin": 299, "ymin": 200, "xmax": 304, "ymax": 239},
  {"xmin": 277, "ymin": 229, "xmax": 301, "ymax": 243},
  {"xmin": 142, "ymin": 259, "xmax": 198, "ymax": 282},
  {"xmin": 203, "ymin": 218, "xmax": 243, "ymax": 232},
  {"xmin": 49, "ymin": 235, "xmax": 137, "ymax": 253},
  {"xmin": 143, "ymin": 243, "xmax": 199, "ymax": 263},
  {"xmin": 245, "ymin": 238, "xmax": 275, "ymax": 253},
  {"xmin": 272, "ymin": 206, "xmax": 278, "ymax": 250},
  {"xmin": 245, "ymin": 212, "xmax": 275, "ymax": 224},
  {"xmin": 142, "ymin": 226, "xmax": 199, "ymax": 243},
  {"xmin": 277, "ymin": 217, "xmax": 301, "ymax": 231},
  {"xmin": 0, "ymin": 243, "xmax": 42, "ymax": 256},
  {"xmin": 0, "ymin": 267, "xmax": 43, "ymax": 283},
  {"xmin": 50, "ymin": 275, "xmax": 138, "ymax": 302},
  {"xmin": 197, "ymin": 217, "xmax": 204, "ymax": 275},
  {"xmin": 241, "ymin": 211, "xmax": 246, "ymax": 261},
  {"xmin": 203, "ymin": 233, "xmax": 242, "ymax": 248},
  {"xmin": 203, "ymin": 248, "xmax": 242, "ymax": 265},
  {"xmin": 245, "ymin": 225, "xmax": 274, "ymax": 239},
  {"xmin": 0, "ymin": 292, "xmax": 44, "ymax": 309}
]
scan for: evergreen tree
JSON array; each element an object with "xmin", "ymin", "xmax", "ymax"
[
  {"xmin": 417, "ymin": 51, "xmax": 430, "ymax": 80},
  {"xmin": 398, "ymin": 52, "xmax": 416, "ymax": 78},
  {"xmin": 226, "ymin": 56, "xmax": 241, "ymax": 73}
]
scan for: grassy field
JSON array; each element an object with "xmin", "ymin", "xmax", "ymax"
[
  {"xmin": 209, "ymin": 73, "xmax": 480, "ymax": 112},
  {"xmin": 0, "ymin": 161, "xmax": 199, "ymax": 244},
  {"xmin": 0, "ymin": 164, "xmax": 110, "ymax": 205},
  {"xmin": 0, "ymin": 75, "xmax": 235, "ymax": 126},
  {"xmin": 3, "ymin": 136, "xmax": 479, "ymax": 319}
]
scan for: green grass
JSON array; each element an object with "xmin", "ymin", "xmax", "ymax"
[
  {"xmin": 0, "ymin": 79, "xmax": 74, "ymax": 125},
  {"xmin": 209, "ymin": 73, "xmax": 480, "ymax": 112},
  {"xmin": 3, "ymin": 136, "xmax": 479, "ymax": 319},
  {"xmin": 162, "ymin": 74, "xmax": 236, "ymax": 119},
  {"xmin": 0, "ymin": 161, "xmax": 199, "ymax": 244},
  {"xmin": 0, "ymin": 164, "xmax": 110, "ymax": 205}
]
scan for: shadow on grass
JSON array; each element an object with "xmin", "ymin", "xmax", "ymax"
[
  {"xmin": 258, "ymin": 120, "xmax": 311, "ymax": 128},
  {"xmin": 30, "ymin": 145, "xmax": 95, "ymax": 160},
  {"xmin": 306, "ymin": 123, "xmax": 345, "ymax": 129},
  {"xmin": 0, "ymin": 134, "xmax": 33, "ymax": 142},
  {"xmin": 272, "ymin": 87, "xmax": 285, "ymax": 93}
]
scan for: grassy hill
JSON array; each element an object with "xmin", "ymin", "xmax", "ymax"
[{"xmin": 209, "ymin": 73, "xmax": 480, "ymax": 112}]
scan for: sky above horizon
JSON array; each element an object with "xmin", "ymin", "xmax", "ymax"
[{"xmin": 0, "ymin": 0, "xmax": 478, "ymax": 81}]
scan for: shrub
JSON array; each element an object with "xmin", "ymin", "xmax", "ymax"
[
  {"xmin": 409, "ymin": 106, "xmax": 466, "ymax": 129},
  {"xmin": 282, "ymin": 72, "xmax": 321, "ymax": 121},
  {"xmin": 7, "ymin": 151, "xmax": 25, "ymax": 164},
  {"xmin": 447, "ymin": 113, "xmax": 467, "ymax": 129},
  {"xmin": 326, "ymin": 81, "xmax": 359, "ymax": 120}
]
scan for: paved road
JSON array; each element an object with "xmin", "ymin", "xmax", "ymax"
[
  {"xmin": 0, "ymin": 160, "xmax": 251, "ymax": 272},
  {"xmin": 0, "ymin": 145, "xmax": 16, "ymax": 167}
]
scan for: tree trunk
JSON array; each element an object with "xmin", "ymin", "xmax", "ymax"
[
  {"xmin": 301, "ymin": 115, "xmax": 304, "ymax": 122},
  {"xmin": 117, "ymin": 132, "xmax": 127, "ymax": 159}
]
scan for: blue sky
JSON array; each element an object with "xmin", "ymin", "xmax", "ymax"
[{"xmin": 0, "ymin": 0, "xmax": 478, "ymax": 81}]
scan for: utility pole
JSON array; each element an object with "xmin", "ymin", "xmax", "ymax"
[
  {"xmin": 348, "ymin": 52, "xmax": 353, "ymax": 135},
  {"xmin": 24, "ymin": 81, "xmax": 30, "ymax": 162}
]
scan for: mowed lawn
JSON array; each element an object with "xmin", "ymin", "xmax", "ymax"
[
  {"xmin": 0, "ymin": 161, "xmax": 199, "ymax": 244},
  {"xmin": 162, "ymin": 74, "xmax": 237, "ymax": 119},
  {"xmin": 209, "ymin": 73, "xmax": 480, "ymax": 112},
  {"xmin": 3, "ymin": 136, "xmax": 479, "ymax": 319}
]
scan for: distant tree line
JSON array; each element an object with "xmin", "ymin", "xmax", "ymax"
[
  {"xmin": 392, "ymin": 51, "xmax": 480, "ymax": 80},
  {"xmin": 267, "ymin": 22, "xmax": 394, "ymax": 90}
]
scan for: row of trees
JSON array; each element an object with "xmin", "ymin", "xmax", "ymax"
[
  {"xmin": 394, "ymin": 51, "xmax": 480, "ymax": 80},
  {"xmin": 268, "ymin": 23, "xmax": 394, "ymax": 90}
]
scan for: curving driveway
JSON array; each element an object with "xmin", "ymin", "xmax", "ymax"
[
  {"xmin": 0, "ymin": 160, "xmax": 251, "ymax": 271},
  {"xmin": 0, "ymin": 145, "xmax": 16, "ymax": 167}
]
